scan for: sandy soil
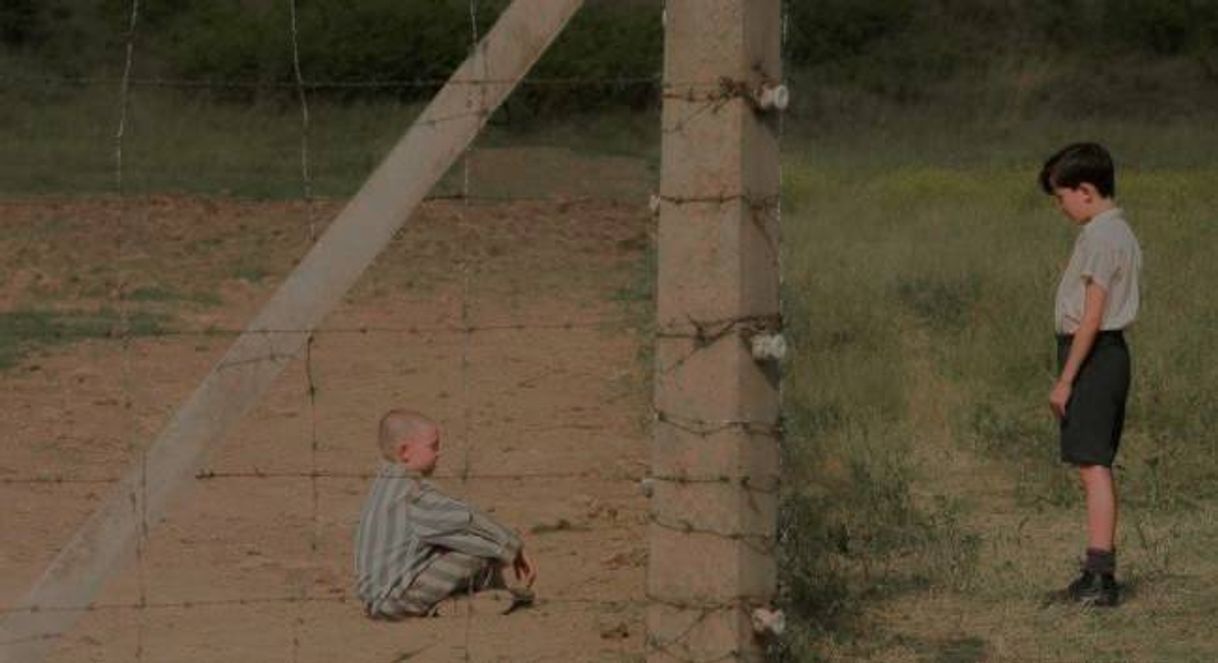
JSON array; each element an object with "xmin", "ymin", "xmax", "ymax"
[{"xmin": 0, "ymin": 194, "xmax": 654, "ymax": 662}]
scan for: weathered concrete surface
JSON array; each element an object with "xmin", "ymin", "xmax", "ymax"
[{"xmin": 649, "ymin": 1, "xmax": 783, "ymax": 661}]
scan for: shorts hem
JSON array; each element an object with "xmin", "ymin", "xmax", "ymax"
[{"xmin": 1061, "ymin": 455, "xmax": 1115, "ymax": 468}]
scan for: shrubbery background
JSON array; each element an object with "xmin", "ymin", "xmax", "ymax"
[{"xmin": 4, "ymin": 0, "xmax": 1217, "ymax": 117}]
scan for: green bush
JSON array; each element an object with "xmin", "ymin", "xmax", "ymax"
[
  {"xmin": 5, "ymin": 0, "xmax": 1218, "ymax": 118},
  {"xmin": 0, "ymin": 0, "xmax": 40, "ymax": 47},
  {"xmin": 785, "ymin": 0, "xmax": 914, "ymax": 66},
  {"xmin": 125, "ymin": 0, "xmax": 658, "ymax": 112},
  {"xmin": 0, "ymin": 0, "xmax": 126, "ymax": 76},
  {"xmin": 1104, "ymin": 0, "xmax": 1218, "ymax": 56}
]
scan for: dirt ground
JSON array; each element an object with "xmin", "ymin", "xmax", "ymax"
[{"xmin": 0, "ymin": 193, "xmax": 654, "ymax": 662}]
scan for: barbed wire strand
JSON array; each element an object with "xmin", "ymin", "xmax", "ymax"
[
  {"xmin": 1, "ymin": 467, "xmax": 779, "ymax": 494},
  {"xmin": 650, "ymin": 1, "xmax": 666, "ymax": 657},
  {"xmin": 0, "ymin": 186, "xmax": 649, "ymax": 204},
  {"xmin": 460, "ymin": 2, "xmax": 482, "ymax": 660},
  {"xmin": 0, "ymin": 73, "xmax": 673, "ymax": 90},
  {"xmin": 44, "ymin": 316, "xmax": 633, "ymax": 341},
  {"xmin": 191, "ymin": 308, "xmax": 764, "ymax": 375},
  {"xmin": 111, "ymin": 0, "xmax": 148, "ymax": 661},
  {"xmin": 0, "ymin": 594, "xmax": 646, "ymax": 619},
  {"xmin": 0, "ymin": 75, "xmax": 774, "ymax": 132},
  {"xmin": 289, "ymin": 3, "xmax": 319, "ymax": 660},
  {"xmin": 288, "ymin": 0, "xmax": 316, "ymax": 241},
  {"xmin": 113, "ymin": 0, "xmax": 139, "ymax": 195},
  {"xmin": 0, "ymin": 596, "xmax": 766, "ymax": 660},
  {"xmin": 305, "ymin": 336, "xmax": 322, "ymax": 555}
]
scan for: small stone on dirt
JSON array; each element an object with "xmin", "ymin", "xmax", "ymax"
[
  {"xmin": 600, "ymin": 622, "xmax": 630, "ymax": 640},
  {"xmin": 529, "ymin": 517, "xmax": 574, "ymax": 534}
]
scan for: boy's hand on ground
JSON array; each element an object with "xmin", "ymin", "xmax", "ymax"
[
  {"xmin": 512, "ymin": 549, "xmax": 537, "ymax": 588},
  {"xmin": 1049, "ymin": 380, "xmax": 1072, "ymax": 420}
]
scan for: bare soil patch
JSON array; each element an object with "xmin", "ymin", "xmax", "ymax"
[{"xmin": 1, "ymin": 194, "xmax": 654, "ymax": 662}]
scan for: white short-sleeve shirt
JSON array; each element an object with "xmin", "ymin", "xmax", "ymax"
[{"xmin": 1055, "ymin": 208, "xmax": 1142, "ymax": 334}]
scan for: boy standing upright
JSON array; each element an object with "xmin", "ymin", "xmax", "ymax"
[{"xmin": 1039, "ymin": 142, "xmax": 1142, "ymax": 607}]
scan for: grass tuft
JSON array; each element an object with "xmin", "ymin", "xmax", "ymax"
[{"xmin": 0, "ymin": 309, "xmax": 167, "ymax": 370}]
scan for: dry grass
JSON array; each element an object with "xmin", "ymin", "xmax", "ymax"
[{"xmin": 778, "ymin": 122, "xmax": 1218, "ymax": 661}]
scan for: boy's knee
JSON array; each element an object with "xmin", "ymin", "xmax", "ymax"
[{"xmin": 1077, "ymin": 464, "xmax": 1111, "ymax": 478}]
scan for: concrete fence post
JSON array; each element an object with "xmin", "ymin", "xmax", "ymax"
[{"xmin": 648, "ymin": 1, "xmax": 783, "ymax": 661}]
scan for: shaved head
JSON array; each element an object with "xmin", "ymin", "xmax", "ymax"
[{"xmin": 378, "ymin": 409, "xmax": 437, "ymax": 461}]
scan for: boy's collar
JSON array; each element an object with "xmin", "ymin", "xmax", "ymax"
[
  {"xmin": 381, "ymin": 461, "xmax": 423, "ymax": 479},
  {"xmin": 1084, "ymin": 207, "xmax": 1123, "ymax": 230}
]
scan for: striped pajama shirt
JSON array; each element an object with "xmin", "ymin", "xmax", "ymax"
[{"xmin": 354, "ymin": 462, "xmax": 521, "ymax": 618}]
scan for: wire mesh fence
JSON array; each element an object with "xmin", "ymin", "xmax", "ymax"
[{"xmin": 0, "ymin": 1, "xmax": 788, "ymax": 660}]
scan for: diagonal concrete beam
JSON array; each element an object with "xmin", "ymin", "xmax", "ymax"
[{"xmin": 0, "ymin": 2, "xmax": 584, "ymax": 660}]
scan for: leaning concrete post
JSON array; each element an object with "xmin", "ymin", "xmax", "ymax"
[{"xmin": 648, "ymin": 1, "xmax": 783, "ymax": 661}]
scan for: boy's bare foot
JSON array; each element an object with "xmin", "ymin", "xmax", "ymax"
[{"xmin": 506, "ymin": 586, "xmax": 535, "ymax": 609}]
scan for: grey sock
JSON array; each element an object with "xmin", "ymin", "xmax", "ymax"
[{"xmin": 1084, "ymin": 548, "xmax": 1116, "ymax": 575}]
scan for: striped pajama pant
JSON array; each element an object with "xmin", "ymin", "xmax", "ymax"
[{"xmin": 376, "ymin": 551, "xmax": 504, "ymax": 618}]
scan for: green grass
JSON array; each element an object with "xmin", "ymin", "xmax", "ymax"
[
  {"xmin": 778, "ymin": 117, "xmax": 1218, "ymax": 661},
  {"xmin": 0, "ymin": 309, "xmax": 167, "ymax": 370},
  {"xmin": 0, "ymin": 84, "xmax": 424, "ymax": 198},
  {"xmin": 125, "ymin": 285, "xmax": 222, "ymax": 306},
  {"xmin": 0, "ymin": 85, "xmax": 657, "ymax": 199}
]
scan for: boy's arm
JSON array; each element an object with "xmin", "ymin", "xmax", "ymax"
[
  {"xmin": 410, "ymin": 488, "xmax": 522, "ymax": 563},
  {"xmin": 1051, "ymin": 280, "xmax": 1107, "ymax": 419}
]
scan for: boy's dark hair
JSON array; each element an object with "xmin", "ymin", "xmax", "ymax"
[{"xmin": 1039, "ymin": 142, "xmax": 1115, "ymax": 198}]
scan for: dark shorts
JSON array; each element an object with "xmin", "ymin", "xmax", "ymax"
[{"xmin": 1057, "ymin": 331, "xmax": 1131, "ymax": 467}]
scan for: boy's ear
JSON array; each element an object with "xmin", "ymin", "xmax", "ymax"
[
  {"xmin": 1078, "ymin": 182, "xmax": 1100, "ymax": 201},
  {"xmin": 395, "ymin": 439, "xmax": 411, "ymax": 462}
]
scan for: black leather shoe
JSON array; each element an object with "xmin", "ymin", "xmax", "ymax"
[{"xmin": 1067, "ymin": 570, "xmax": 1120, "ymax": 607}]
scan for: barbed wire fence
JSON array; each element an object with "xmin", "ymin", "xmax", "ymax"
[{"xmin": 0, "ymin": 1, "xmax": 791, "ymax": 661}]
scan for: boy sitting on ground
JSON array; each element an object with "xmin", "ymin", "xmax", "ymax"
[{"xmin": 354, "ymin": 409, "xmax": 536, "ymax": 618}]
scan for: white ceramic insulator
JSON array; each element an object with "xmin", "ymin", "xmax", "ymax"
[
  {"xmin": 751, "ymin": 607, "xmax": 786, "ymax": 637},
  {"xmin": 750, "ymin": 332, "xmax": 787, "ymax": 362},
  {"xmin": 757, "ymin": 83, "xmax": 789, "ymax": 111},
  {"xmin": 649, "ymin": 193, "xmax": 662, "ymax": 215}
]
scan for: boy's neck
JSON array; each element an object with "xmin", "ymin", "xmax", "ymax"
[
  {"xmin": 1082, "ymin": 199, "xmax": 1117, "ymax": 225},
  {"xmin": 385, "ymin": 461, "xmax": 424, "ymax": 478}
]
